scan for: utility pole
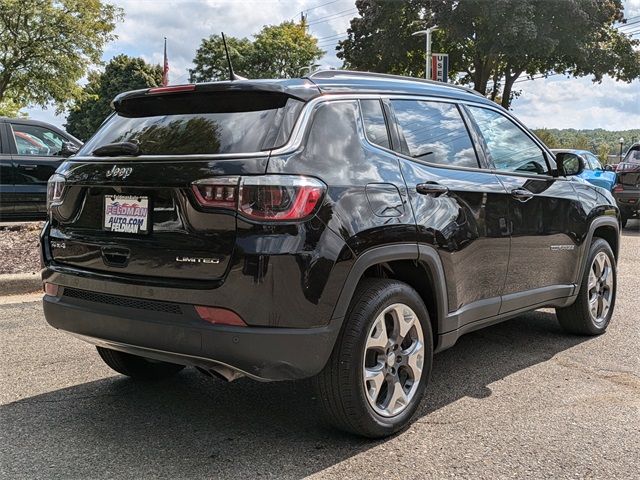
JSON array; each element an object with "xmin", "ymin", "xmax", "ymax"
[{"xmin": 412, "ymin": 26, "xmax": 438, "ymax": 79}]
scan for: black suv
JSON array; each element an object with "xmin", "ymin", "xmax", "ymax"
[
  {"xmin": 42, "ymin": 71, "xmax": 620, "ymax": 438},
  {"xmin": 0, "ymin": 117, "xmax": 81, "ymax": 220},
  {"xmin": 613, "ymin": 143, "xmax": 640, "ymax": 227}
]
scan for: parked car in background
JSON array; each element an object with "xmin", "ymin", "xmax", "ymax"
[
  {"xmin": 551, "ymin": 149, "xmax": 617, "ymax": 191},
  {"xmin": 0, "ymin": 118, "xmax": 82, "ymax": 220},
  {"xmin": 613, "ymin": 143, "xmax": 640, "ymax": 227}
]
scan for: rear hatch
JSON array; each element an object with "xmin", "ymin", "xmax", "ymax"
[{"xmin": 47, "ymin": 83, "xmax": 313, "ymax": 283}]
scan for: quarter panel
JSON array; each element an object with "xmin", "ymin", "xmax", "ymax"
[{"xmin": 267, "ymin": 100, "xmax": 417, "ymax": 257}]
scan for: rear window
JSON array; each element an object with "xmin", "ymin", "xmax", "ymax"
[
  {"xmin": 78, "ymin": 93, "xmax": 304, "ymax": 157},
  {"xmin": 624, "ymin": 147, "xmax": 640, "ymax": 163}
]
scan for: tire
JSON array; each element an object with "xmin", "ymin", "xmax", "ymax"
[
  {"xmin": 314, "ymin": 278, "xmax": 433, "ymax": 438},
  {"xmin": 556, "ymin": 238, "xmax": 616, "ymax": 335},
  {"xmin": 96, "ymin": 346, "xmax": 185, "ymax": 380}
]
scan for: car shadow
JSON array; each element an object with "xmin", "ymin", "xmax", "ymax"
[{"xmin": 1, "ymin": 311, "xmax": 590, "ymax": 479}]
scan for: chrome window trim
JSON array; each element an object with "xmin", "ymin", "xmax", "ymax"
[{"xmin": 68, "ymin": 92, "xmax": 557, "ymax": 168}]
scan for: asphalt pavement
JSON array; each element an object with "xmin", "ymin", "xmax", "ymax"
[{"xmin": 1, "ymin": 221, "xmax": 638, "ymax": 479}]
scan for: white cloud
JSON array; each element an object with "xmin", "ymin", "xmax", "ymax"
[
  {"xmin": 625, "ymin": 0, "xmax": 640, "ymax": 17},
  {"xmin": 511, "ymin": 75, "xmax": 640, "ymax": 130}
]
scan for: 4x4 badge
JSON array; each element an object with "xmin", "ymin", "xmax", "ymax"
[{"xmin": 106, "ymin": 165, "xmax": 133, "ymax": 179}]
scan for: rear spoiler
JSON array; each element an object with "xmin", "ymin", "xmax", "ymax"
[{"xmin": 111, "ymin": 80, "xmax": 321, "ymax": 117}]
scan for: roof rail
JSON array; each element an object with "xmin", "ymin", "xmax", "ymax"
[{"xmin": 306, "ymin": 69, "xmax": 483, "ymax": 97}]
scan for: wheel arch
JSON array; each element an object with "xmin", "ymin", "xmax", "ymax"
[
  {"xmin": 574, "ymin": 216, "xmax": 620, "ymax": 288},
  {"xmin": 330, "ymin": 244, "xmax": 448, "ymax": 349}
]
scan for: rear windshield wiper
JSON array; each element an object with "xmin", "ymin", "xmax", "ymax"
[{"xmin": 92, "ymin": 142, "xmax": 141, "ymax": 157}]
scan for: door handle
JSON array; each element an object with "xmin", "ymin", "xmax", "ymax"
[
  {"xmin": 416, "ymin": 182, "xmax": 449, "ymax": 197},
  {"xmin": 511, "ymin": 188, "xmax": 534, "ymax": 202},
  {"xmin": 18, "ymin": 165, "xmax": 37, "ymax": 171}
]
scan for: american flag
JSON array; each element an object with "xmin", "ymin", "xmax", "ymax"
[{"xmin": 162, "ymin": 37, "xmax": 169, "ymax": 86}]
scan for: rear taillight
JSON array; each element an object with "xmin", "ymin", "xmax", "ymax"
[
  {"xmin": 192, "ymin": 175, "xmax": 326, "ymax": 222},
  {"xmin": 613, "ymin": 184, "xmax": 624, "ymax": 193},
  {"xmin": 192, "ymin": 177, "xmax": 239, "ymax": 209},
  {"xmin": 47, "ymin": 174, "xmax": 66, "ymax": 211}
]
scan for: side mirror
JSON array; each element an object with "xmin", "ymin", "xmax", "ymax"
[
  {"xmin": 556, "ymin": 153, "xmax": 585, "ymax": 177},
  {"xmin": 59, "ymin": 142, "xmax": 79, "ymax": 157}
]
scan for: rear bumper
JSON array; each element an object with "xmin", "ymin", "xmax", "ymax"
[
  {"xmin": 613, "ymin": 191, "xmax": 639, "ymax": 215},
  {"xmin": 43, "ymin": 290, "xmax": 341, "ymax": 381}
]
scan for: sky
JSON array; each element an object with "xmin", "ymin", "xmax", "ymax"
[{"xmin": 26, "ymin": 0, "xmax": 640, "ymax": 132}]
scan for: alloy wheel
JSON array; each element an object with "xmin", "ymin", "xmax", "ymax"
[
  {"xmin": 362, "ymin": 303, "xmax": 424, "ymax": 417},
  {"xmin": 587, "ymin": 252, "xmax": 614, "ymax": 325}
]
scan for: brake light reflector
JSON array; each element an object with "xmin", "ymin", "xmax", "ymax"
[
  {"xmin": 44, "ymin": 283, "xmax": 59, "ymax": 296},
  {"xmin": 191, "ymin": 175, "xmax": 326, "ymax": 221},
  {"xmin": 195, "ymin": 306, "xmax": 247, "ymax": 326},
  {"xmin": 148, "ymin": 84, "xmax": 196, "ymax": 94}
]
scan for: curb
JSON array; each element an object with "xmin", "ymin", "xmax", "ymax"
[{"xmin": 0, "ymin": 273, "xmax": 42, "ymax": 296}]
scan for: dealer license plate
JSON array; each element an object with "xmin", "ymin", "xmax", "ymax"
[{"xmin": 103, "ymin": 195, "xmax": 150, "ymax": 234}]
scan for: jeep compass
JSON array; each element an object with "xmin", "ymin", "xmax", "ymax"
[{"xmin": 42, "ymin": 71, "xmax": 620, "ymax": 438}]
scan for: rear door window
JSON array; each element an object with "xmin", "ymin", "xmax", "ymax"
[
  {"xmin": 390, "ymin": 99, "xmax": 479, "ymax": 168},
  {"xmin": 78, "ymin": 94, "xmax": 304, "ymax": 157}
]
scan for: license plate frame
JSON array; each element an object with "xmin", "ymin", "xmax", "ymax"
[{"xmin": 103, "ymin": 194, "xmax": 150, "ymax": 235}]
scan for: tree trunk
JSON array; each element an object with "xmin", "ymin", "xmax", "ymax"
[
  {"xmin": 501, "ymin": 68, "xmax": 523, "ymax": 108},
  {"xmin": 490, "ymin": 68, "xmax": 500, "ymax": 101},
  {"xmin": 472, "ymin": 57, "xmax": 493, "ymax": 95},
  {"xmin": 0, "ymin": 70, "xmax": 13, "ymax": 104}
]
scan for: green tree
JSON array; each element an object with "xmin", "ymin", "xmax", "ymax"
[
  {"xmin": 65, "ymin": 55, "xmax": 162, "ymax": 141},
  {"xmin": 189, "ymin": 21, "xmax": 323, "ymax": 82},
  {"xmin": 337, "ymin": 1, "xmax": 437, "ymax": 77},
  {"xmin": 598, "ymin": 143, "xmax": 611, "ymax": 164},
  {"xmin": 338, "ymin": 0, "xmax": 640, "ymax": 108},
  {"xmin": 189, "ymin": 35, "xmax": 254, "ymax": 82},
  {"xmin": 0, "ymin": 0, "xmax": 121, "ymax": 113},
  {"xmin": 533, "ymin": 129, "xmax": 559, "ymax": 148},
  {"xmin": 573, "ymin": 134, "xmax": 593, "ymax": 151}
]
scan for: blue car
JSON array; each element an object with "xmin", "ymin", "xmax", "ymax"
[{"xmin": 551, "ymin": 149, "xmax": 617, "ymax": 191}]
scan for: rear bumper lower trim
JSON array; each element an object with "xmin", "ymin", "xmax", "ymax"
[{"xmin": 43, "ymin": 293, "xmax": 341, "ymax": 381}]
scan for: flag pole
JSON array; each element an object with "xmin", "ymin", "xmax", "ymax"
[{"xmin": 162, "ymin": 37, "xmax": 169, "ymax": 86}]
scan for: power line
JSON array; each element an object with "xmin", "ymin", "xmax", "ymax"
[
  {"xmin": 316, "ymin": 31, "xmax": 348, "ymax": 41},
  {"xmin": 303, "ymin": 0, "xmax": 343, "ymax": 14},
  {"xmin": 318, "ymin": 38, "xmax": 347, "ymax": 49},
  {"xmin": 318, "ymin": 34, "xmax": 348, "ymax": 44},
  {"xmin": 307, "ymin": 8, "xmax": 358, "ymax": 25},
  {"xmin": 618, "ymin": 18, "xmax": 640, "ymax": 29}
]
